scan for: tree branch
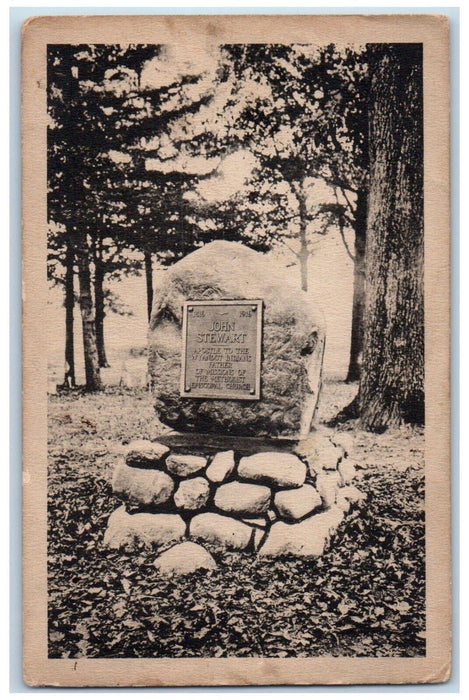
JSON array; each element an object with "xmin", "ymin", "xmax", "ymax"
[
  {"xmin": 261, "ymin": 228, "xmax": 299, "ymax": 258},
  {"xmin": 334, "ymin": 188, "xmax": 355, "ymax": 262},
  {"xmin": 339, "ymin": 186, "xmax": 356, "ymax": 216}
]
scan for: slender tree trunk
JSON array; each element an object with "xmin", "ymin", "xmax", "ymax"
[
  {"xmin": 299, "ymin": 244, "xmax": 308, "ymax": 293},
  {"xmin": 76, "ymin": 234, "xmax": 103, "ymax": 391},
  {"xmin": 346, "ymin": 188, "xmax": 367, "ymax": 383},
  {"xmin": 358, "ymin": 44, "xmax": 424, "ymax": 431},
  {"xmin": 93, "ymin": 239, "xmax": 109, "ymax": 368},
  {"xmin": 63, "ymin": 237, "xmax": 76, "ymax": 388},
  {"xmin": 144, "ymin": 249, "xmax": 153, "ymax": 321},
  {"xmin": 297, "ymin": 187, "xmax": 309, "ymax": 292}
]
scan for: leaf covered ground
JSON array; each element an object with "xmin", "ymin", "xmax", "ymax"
[{"xmin": 47, "ymin": 382, "xmax": 425, "ymax": 658}]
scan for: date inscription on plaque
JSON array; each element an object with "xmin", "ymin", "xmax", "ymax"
[{"xmin": 180, "ymin": 300, "xmax": 263, "ymax": 400}]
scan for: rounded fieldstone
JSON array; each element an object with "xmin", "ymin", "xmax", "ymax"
[
  {"xmin": 124, "ymin": 439, "xmax": 170, "ymax": 468},
  {"xmin": 112, "ymin": 459, "xmax": 174, "ymax": 507},
  {"xmin": 274, "ymin": 484, "xmax": 322, "ymax": 521},
  {"xmin": 153, "ymin": 542, "xmax": 217, "ymax": 576},
  {"xmin": 103, "ymin": 507, "xmax": 186, "ymax": 550},
  {"xmin": 166, "ymin": 454, "xmax": 207, "ymax": 477},
  {"xmin": 214, "ymin": 481, "xmax": 271, "ymax": 516},
  {"xmin": 190, "ymin": 512, "xmax": 253, "ymax": 550},
  {"xmin": 206, "ymin": 450, "xmax": 235, "ymax": 484},
  {"xmin": 338, "ymin": 458, "xmax": 357, "ymax": 485},
  {"xmin": 335, "ymin": 489, "xmax": 351, "ymax": 513},
  {"xmin": 332, "ymin": 431, "xmax": 355, "ymax": 457},
  {"xmin": 238, "ymin": 452, "xmax": 306, "ymax": 488},
  {"xmin": 337, "ymin": 485, "xmax": 367, "ymax": 506},
  {"xmin": 173, "ymin": 477, "xmax": 210, "ymax": 511},
  {"xmin": 258, "ymin": 506, "xmax": 344, "ymax": 558},
  {"xmin": 316, "ymin": 471, "xmax": 341, "ymax": 508},
  {"xmin": 305, "ymin": 443, "xmax": 344, "ymax": 476}
]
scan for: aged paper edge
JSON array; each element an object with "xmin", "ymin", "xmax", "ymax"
[{"xmin": 22, "ymin": 13, "xmax": 451, "ymax": 687}]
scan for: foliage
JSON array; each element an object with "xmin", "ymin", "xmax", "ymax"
[
  {"xmin": 222, "ymin": 44, "xmax": 368, "ymax": 185},
  {"xmin": 166, "ymin": 44, "xmax": 369, "ymax": 287},
  {"xmin": 47, "ymin": 44, "xmax": 277, "ymax": 294}
]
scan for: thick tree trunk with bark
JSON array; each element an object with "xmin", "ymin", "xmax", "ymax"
[
  {"xmin": 144, "ymin": 249, "xmax": 153, "ymax": 321},
  {"xmin": 76, "ymin": 235, "xmax": 103, "ymax": 392},
  {"xmin": 93, "ymin": 239, "xmax": 109, "ymax": 368},
  {"xmin": 358, "ymin": 44, "xmax": 424, "ymax": 431},
  {"xmin": 346, "ymin": 188, "xmax": 367, "ymax": 383},
  {"xmin": 63, "ymin": 237, "xmax": 76, "ymax": 388}
]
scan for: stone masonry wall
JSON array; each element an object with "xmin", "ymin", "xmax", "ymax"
[{"xmin": 104, "ymin": 434, "xmax": 367, "ymax": 576}]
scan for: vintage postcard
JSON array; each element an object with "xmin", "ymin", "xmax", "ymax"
[{"xmin": 22, "ymin": 14, "xmax": 451, "ymax": 686}]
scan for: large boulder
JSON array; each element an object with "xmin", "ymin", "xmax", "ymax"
[
  {"xmin": 112, "ymin": 460, "xmax": 174, "ymax": 507},
  {"xmin": 153, "ymin": 542, "xmax": 217, "ymax": 576},
  {"xmin": 190, "ymin": 512, "xmax": 253, "ymax": 550},
  {"xmin": 258, "ymin": 505, "xmax": 344, "ymax": 558},
  {"xmin": 103, "ymin": 507, "xmax": 186, "ymax": 550},
  {"xmin": 238, "ymin": 452, "xmax": 306, "ymax": 488},
  {"xmin": 148, "ymin": 241, "xmax": 325, "ymax": 437},
  {"xmin": 214, "ymin": 481, "xmax": 271, "ymax": 516}
]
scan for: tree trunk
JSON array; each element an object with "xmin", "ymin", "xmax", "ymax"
[
  {"xmin": 358, "ymin": 44, "xmax": 424, "ymax": 431},
  {"xmin": 93, "ymin": 239, "xmax": 109, "ymax": 368},
  {"xmin": 298, "ymin": 187, "xmax": 309, "ymax": 292},
  {"xmin": 144, "ymin": 249, "xmax": 153, "ymax": 321},
  {"xmin": 63, "ymin": 237, "xmax": 76, "ymax": 388},
  {"xmin": 76, "ymin": 235, "xmax": 103, "ymax": 391},
  {"xmin": 346, "ymin": 188, "xmax": 367, "ymax": 383},
  {"xmin": 299, "ymin": 245, "xmax": 308, "ymax": 293}
]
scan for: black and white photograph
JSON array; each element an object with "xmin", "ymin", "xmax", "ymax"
[{"xmin": 22, "ymin": 13, "xmax": 451, "ymax": 687}]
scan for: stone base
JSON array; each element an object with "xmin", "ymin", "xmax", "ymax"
[{"xmin": 103, "ymin": 434, "xmax": 367, "ymax": 572}]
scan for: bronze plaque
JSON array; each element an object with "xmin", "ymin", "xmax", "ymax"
[{"xmin": 180, "ymin": 300, "xmax": 263, "ymax": 400}]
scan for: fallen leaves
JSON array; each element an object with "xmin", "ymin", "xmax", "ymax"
[
  {"xmin": 47, "ymin": 386, "xmax": 426, "ymax": 659},
  {"xmin": 121, "ymin": 578, "xmax": 132, "ymax": 595}
]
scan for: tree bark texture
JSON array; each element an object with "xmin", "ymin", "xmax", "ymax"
[
  {"xmin": 346, "ymin": 188, "xmax": 367, "ymax": 383},
  {"xmin": 77, "ymin": 236, "xmax": 103, "ymax": 391},
  {"xmin": 144, "ymin": 249, "xmax": 154, "ymax": 321},
  {"xmin": 359, "ymin": 44, "xmax": 424, "ymax": 431},
  {"xmin": 93, "ymin": 239, "xmax": 109, "ymax": 368},
  {"xmin": 63, "ymin": 237, "xmax": 76, "ymax": 387}
]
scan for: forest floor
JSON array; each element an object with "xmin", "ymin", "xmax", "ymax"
[{"xmin": 48, "ymin": 380, "xmax": 425, "ymax": 659}]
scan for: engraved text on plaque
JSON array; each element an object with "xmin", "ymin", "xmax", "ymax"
[{"xmin": 180, "ymin": 300, "xmax": 263, "ymax": 400}]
